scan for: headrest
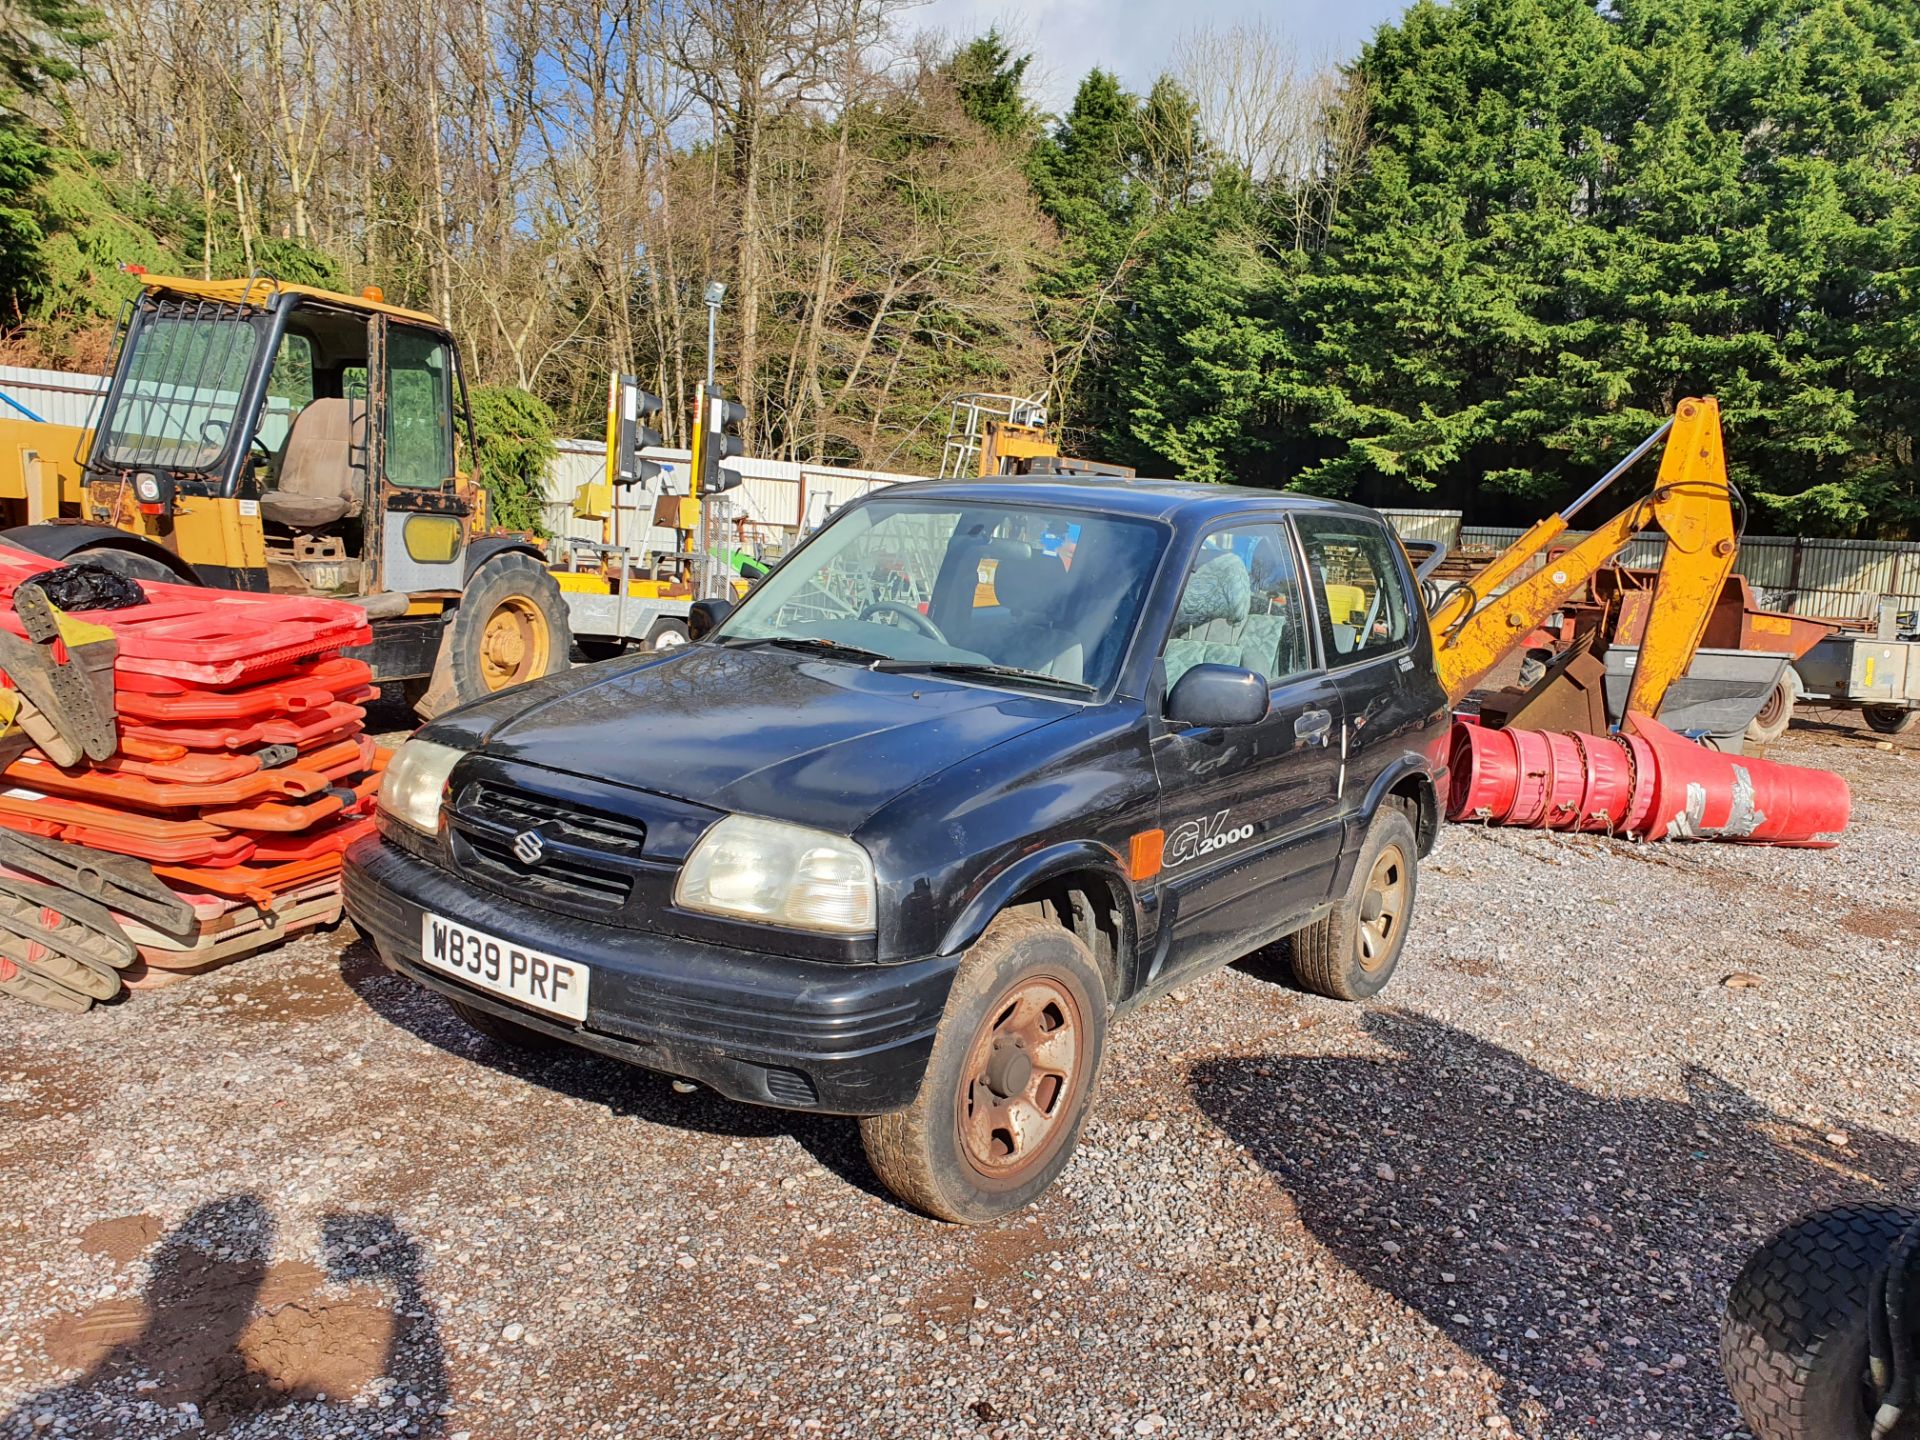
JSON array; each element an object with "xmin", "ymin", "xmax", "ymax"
[
  {"xmin": 1249, "ymin": 536, "xmax": 1292, "ymax": 595},
  {"xmin": 1175, "ymin": 552, "xmax": 1251, "ymax": 633},
  {"xmin": 994, "ymin": 552, "xmax": 1068, "ymax": 615}
]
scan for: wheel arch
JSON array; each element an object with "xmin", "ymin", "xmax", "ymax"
[
  {"xmin": 1368, "ymin": 756, "xmax": 1440, "ymax": 856},
  {"xmin": 0, "ymin": 524, "xmax": 200, "ymax": 584},
  {"xmin": 463, "ymin": 536, "xmax": 548, "ymax": 581},
  {"xmin": 936, "ymin": 842, "xmax": 1139, "ymax": 999}
]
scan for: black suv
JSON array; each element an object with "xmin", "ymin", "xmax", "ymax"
[{"xmin": 346, "ymin": 480, "xmax": 1450, "ymax": 1222}]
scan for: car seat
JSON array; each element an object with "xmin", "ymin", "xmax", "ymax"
[
  {"xmin": 261, "ymin": 397, "xmax": 367, "ymax": 530},
  {"xmin": 1163, "ymin": 552, "xmax": 1252, "ymax": 690},
  {"xmin": 1238, "ymin": 536, "xmax": 1294, "ymax": 677},
  {"xmin": 990, "ymin": 552, "xmax": 1091, "ymax": 683}
]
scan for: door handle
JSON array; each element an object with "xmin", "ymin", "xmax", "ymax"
[{"xmin": 1295, "ymin": 709, "xmax": 1333, "ymax": 746}]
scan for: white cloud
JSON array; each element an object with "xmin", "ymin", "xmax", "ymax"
[{"xmin": 909, "ymin": 0, "xmax": 1407, "ymax": 111}]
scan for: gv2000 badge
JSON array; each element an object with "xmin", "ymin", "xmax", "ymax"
[
  {"xmin": 1165, "ymin": 809, "xmax": 1253, "ymax": 868},
  {"xmin": 511, "ymin": 829, "xmax": 547, "ymax": 866}
]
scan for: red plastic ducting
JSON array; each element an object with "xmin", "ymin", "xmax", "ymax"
[{"xmin": 1444, "ymin": 714, "xmax": 1850, "ymax": 846}]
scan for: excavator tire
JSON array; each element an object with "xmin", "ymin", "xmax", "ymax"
[
  {"xmin": 447, "ymin": 553, "xmax": 571, "ymax": 704},
  {"xmin": 1721, "ymin": 1204, "xmax": 1919, "ymax": 1440}
]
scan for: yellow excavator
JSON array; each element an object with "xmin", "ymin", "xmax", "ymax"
[
  {"xmin": 1423, "ymin": 397, "xmax": 1790, "ymax": 745},
  {"xmin": 0, "ymin": 272, "xmax": 572, "ymax": 712}
]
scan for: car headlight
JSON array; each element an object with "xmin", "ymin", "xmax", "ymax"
[
  {"xmin": 674, "ymin": 815, "xmax": 876, "ymax": 934},
  {"xmin": 376, "ymin": 738, "xmax": 467, "ymax": 834}
]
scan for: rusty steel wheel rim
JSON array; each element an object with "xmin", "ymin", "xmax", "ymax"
[
  {"xmin": 1355, "ymin": 843, "xmax": 1409, "ymax": 972},
  {"xmin": 481, "ymin": 596, "xmax": 549, "ymax": 690},
  {"xmin": 955, "ymin": 975, "xmax": 1086, "ymax": 1185}
]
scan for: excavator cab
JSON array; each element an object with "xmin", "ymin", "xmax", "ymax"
[{"xmin": 1, "ymin": 275, "xmax": 571, "ymax": 710}]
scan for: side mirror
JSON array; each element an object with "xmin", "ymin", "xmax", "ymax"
[
  {"xmin": 1166, "ymin": 664, "xmax": 1269, "ymax": 728},
  {"xmin": 687, "ymin": 598, "xmax": 733, "ymax": 642}
]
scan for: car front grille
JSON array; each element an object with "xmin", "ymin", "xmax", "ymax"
[{"xmin": 448, "ymin": 782, "xmax": 649, "ymax": 916}]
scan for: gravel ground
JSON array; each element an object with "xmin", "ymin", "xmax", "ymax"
[{"xmin": 3, "ymin": 713, "xmax": 1918, "ymax": 1440}]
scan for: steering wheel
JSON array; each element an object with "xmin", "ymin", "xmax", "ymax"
[
  {"xmin": 200, "ymin": 418, "xmax": 230, "ymax": 447},
  {"xmin": 858, "ymin": 599, "xmax": 947, "ymax": 645}
]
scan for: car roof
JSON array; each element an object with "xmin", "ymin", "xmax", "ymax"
[{"xmin": 858, "ymin": 476, "xmax": 1382, "ymax": 526}]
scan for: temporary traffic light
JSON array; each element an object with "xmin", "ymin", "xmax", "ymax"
[
  {"xmin": 698, "ymin": 382, "xmax": 745, "ymax": 494},
  {"xmin": 604, "ymin": 373, "xmax": 664, "ymax": 489}
]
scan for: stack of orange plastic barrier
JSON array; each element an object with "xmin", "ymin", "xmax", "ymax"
[{"xmin": 0, "ymin": 548, "xmax": 392, "ymax": 978}]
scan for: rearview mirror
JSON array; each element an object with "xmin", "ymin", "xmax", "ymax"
[
  {"xmin": 1166, "ymin": 664, "xmax": 1269, "ymax": 727},
  {"xmin": 688, "ymin": 598, "xmax": 733, "ymax": 641}
]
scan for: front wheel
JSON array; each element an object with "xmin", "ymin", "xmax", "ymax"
[
  {"xmin": 1721, "ymin": 1204, "xmax": 1920, "ymax": 1440},
  {"xmin": 1863, "ymin": 705, "xmax": 1919, "ymax": 736},
  {"xmin": 447, "ymin": 996, "xmax": 562, "ymax": 1051},
  {"xmin": 1289, "ymin": 802, "xmax": 1418, "ymax": 1001},
  {"xmin": 860, "ymin": 913, "xmax": 1107, "ymax": 1224},
  {"xmin": 446, "ymin": 553, "xmax": 571, "ymax": 703}
]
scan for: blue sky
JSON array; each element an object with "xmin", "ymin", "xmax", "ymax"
[{"xmin": 910, "ymin": 0, "xmax": 1411, "ymax": 110}]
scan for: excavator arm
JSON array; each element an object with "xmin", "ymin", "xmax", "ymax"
[{"xmin": 1430, "ymin": 397, "xmax": 1740, "ymax": 726}]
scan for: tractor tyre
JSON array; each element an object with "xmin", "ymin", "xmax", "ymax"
[
  {"xmin": 447, "ymin": 553, "xmax": 570, "ymax": 704},
  {"xmin": 1746, "ymin": 672, "xmax": 1797, "ymax": 744}
]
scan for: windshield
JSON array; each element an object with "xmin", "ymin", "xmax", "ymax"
[
  {"xmin": 96, "ymin": 309, "xmax": 264, "ymax": 472},
  {"xmin": 715, "ymin": 496, "xmax": 1167, "ymax": 694}
]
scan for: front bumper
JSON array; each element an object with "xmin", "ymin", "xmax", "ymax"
[{"xmin": 344, "ymin": 836, "xmax": 955, "ymax": 1115}]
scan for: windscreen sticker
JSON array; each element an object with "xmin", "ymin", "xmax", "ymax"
[{"xmin": 1165, "ymin": 809, "xmax": 1253, "ymax": 868}]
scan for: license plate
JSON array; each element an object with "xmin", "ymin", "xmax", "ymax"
[{"xmin": 418, "ymin": 912, "xmax": 589, "ymax": 1022}]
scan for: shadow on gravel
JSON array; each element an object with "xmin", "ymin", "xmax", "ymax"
[
  {"xmin": 1, "ymin": 1194, "xmax": 447, "ymax": 1439},
  {"xmin": 1190, "ymin": 1010, "xmax": 1920, "ymax": 1440},
  {"xmin": 337, "ymin": 939, "xmax": 891, "ymax": 1204}
]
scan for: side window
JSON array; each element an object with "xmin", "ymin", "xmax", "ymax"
[
  {"xmin": 1295, "ymin": 515, "xmax": 1412, "ymax": 666},
  {"xmin": 258, "ymin": 333, "xmax": 315, "ymax": 454},
  {"xmin": 1161, "ymin": 523, "xmax": 1312, "ymax": 691},
  {"xmin": 384, "ymin": 328, "xmax": 454, "ymax": 489}
]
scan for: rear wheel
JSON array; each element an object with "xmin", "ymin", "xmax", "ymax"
[
  {"xmin": 1746, "ymin": 672, "xmax": 1797, "ymax": 744},
  {"xmin": 1863, "ymin": 705, "xmax": 1918, "ymax": 736},
  {"xmin": 1289, "ymin": 802, "xmax": 1418, "ymax": 1001},
  {"xmin": 447, "ymin": 553, "xmax": 570, "ymax": 703},
  {"xmin": 447, "ymin": 996, "xmax": 562, "ymax": 1051},
  {"xmin": 1721, "ymin": 1204, "xmax": 1920, "ymax": 1440},
  {"xmin": 860, "ymin": 913, "xmax": 1107, "ymax": 1224}
]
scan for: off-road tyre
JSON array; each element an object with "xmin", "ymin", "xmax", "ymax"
[
  {"xmin": 1721, "ymin": 1203, "xmax": 1920, "ymax": 1440},
  {"xmin": 1863, "ymin": 705, "xmax": 1919, "ymax": 736},
  {"xmin": 1289, "ymin": 800, "xmax": 1418, "ymax": 1002},
  {"xmin": 1746, "ymin": 672, "xmax": 1797, "ymax": 744},
  {"xmin": 447, "ymin": 553, "xmax": 570, "ymax": 703},
  {"xmin": 859, "ymin": 912, "xmax": 1107, "ymax": 1224},
  {"xmin": 447, "ymin": 996, "xmax": 563, "ymax": 1051}
]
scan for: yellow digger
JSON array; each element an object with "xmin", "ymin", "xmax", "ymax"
[
  {"xmin": 0, "ymin": 273, "xmax": 571, "ymax": 713},
  {"xmin": 1423, "ymin": 396, "xmax": 1798, "ymax": 746}
]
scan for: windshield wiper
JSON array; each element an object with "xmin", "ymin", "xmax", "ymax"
[
  {"xmin": 719, "ymin": 635, "xmax": 893, "ymax": 663},
  {"xmin": 867, "ymin": 659, "xmax": 1097, "ymax": 695}
]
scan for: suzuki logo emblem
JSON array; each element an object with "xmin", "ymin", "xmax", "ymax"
[{"xmin": 511, "ymin": 829, "xmax": 546, "ymax": 866}]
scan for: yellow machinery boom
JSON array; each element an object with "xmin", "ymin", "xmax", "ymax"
[{"xmin": 1429, "ymin": 397, "xmax": 1740, "ymax": 722}]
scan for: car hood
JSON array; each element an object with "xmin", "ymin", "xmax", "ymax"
[{"xmin": 474, "ymin": 643, "xmax": 1073, "ymax": 832}]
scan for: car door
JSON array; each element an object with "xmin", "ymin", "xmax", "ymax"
[
  {"xmin": 375, "ymin": 321, "xmax": 470, "ymax": 595},
  {"xmin": 1293, "ymin": 513, "xmax": 1424, "ymax": 827},
  {"xmin": 1148, "ymin": 520, "xmax": 1346, "ymax": 981}
]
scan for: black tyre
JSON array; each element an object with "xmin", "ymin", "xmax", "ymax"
[
  {"xmin": 859, "ymin": 912, "xmax": 1107, "ymax": 1224},
  {"xmin": 69, "ymin": 545, "xmax": 189, "ymax": 585},
  {"xmin": 1863, "ymin": 705, "xmax": 1919, "ymax": 736},
  {"xmin": 447, "ymin": 996, "xmax": 562, "ymax": 1051},
  {"xmin": 1289, "ymin": 802, "xmax": 1418, "ymax": 1001},
  {"xmin": 1721, "ymin": 1204, "xmax": 1920, "ymax": 1440},
  {"xmin": 447, "ymin": 553, "xmax": 570, "ymax": 703},
  {"xmin": 1746, "ymin": 672, "xmax": 1797, "ymax": 744}
]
